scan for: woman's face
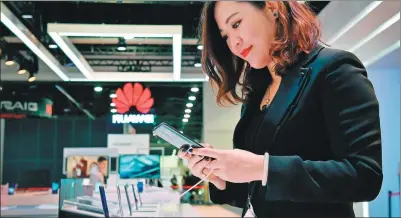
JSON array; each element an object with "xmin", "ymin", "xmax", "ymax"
[{"xmin": 214, "ymin": 1, "xmax": 277, "ymax": 69}]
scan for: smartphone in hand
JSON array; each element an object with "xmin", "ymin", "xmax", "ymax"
[{"xmin": 153, "ymin": 122, "xmax": 212, "ymax": 159}]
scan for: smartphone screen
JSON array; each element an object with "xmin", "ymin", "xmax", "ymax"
[{"xmin": 153, "ymin": 122, "xmax": 203, "ymax": 149}]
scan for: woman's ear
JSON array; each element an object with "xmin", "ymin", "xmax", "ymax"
[{"xmin": 265, "ymin": 1, "xmax": 279, "ymax": 17}]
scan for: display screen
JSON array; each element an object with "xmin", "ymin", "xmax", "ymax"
[
  {"xmin": 119, "ymin": 155, "xmax": 160, "ymax": 179},
  {"xmin": 66, "ymin": 156, "xmax": 109, "ymax": 178}
]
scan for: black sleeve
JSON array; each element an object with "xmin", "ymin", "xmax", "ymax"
[
  {"xmin": 209, "ymin": 181, "xmax": 248, "ymax": 207},
  {"xmin": 208, "ymin": 104, "xmax": 249, "ymax": 207},
  {"xmin": 264, "ymin": 51, "xmax": 383, "ymax": 203}
]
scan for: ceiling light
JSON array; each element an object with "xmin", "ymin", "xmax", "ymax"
[
  {"xmin": 5, "ymin": 55, "xmax": 14, "ymax": 66},
  {"xmin": 5, "ymin": 60, "xmax": 14, "ymax": 66},
  {"xmin": 111, "ymin": 108, "xmax": 117, "ymax": 113},
  {"xmin": 182, "ymin": 118, "xmax": 188, "ymax": 123},
  {"xmin": 22, "ymin": 14, "xmax": 33, "ymax": 19},
  {"xmin": 185, "ymin": 109, "xmax": 191, "ymax": 113},
  {"xmin": 197, "ymin": 45, "xmax": 203, "ymax": 50},
  {"xmin": 117, "ymin": 38, "xmax": 127, "ymax": 51},
  {"xmin": 186, "ymin": 103, "xmax": 193, "ymax": 108},
  {"xmin": 110, "ymin": 93, "xmax": 117, "ymax": 98},
  {"xmin": 94, "ymin": 86, "xmax": 103, "ymax": 92},
  {"xmin": 18, "ymin": 69, "xmax": 27, "ymax": 75},
  {"xmin": 28, "ymin": 73, "xmax": 36, "ymax": 82},
  {"xmin": 184, "ymin": 114, "xmax": 190, "ymax": 118},
  {"xmin": 191, "ymin": 87, "xmax": 199, "ymax": 92},
  {"xmin": 117, "ymin": 46, "xmax": 126, "ymax": 51},
  {"xmin": 48, "ymin": 44, "xmax": 58, "ymax": 49},
  {"xmin": 194, "ymin": 63, "xmax": 201, "ymax": 67},
  {"xmin": 188, "ymin": 96, "xmax": 196, "ymax": 101},
  {"xmin": 110, "ymin": 103, "xmax": 116, "ymax": 107}
]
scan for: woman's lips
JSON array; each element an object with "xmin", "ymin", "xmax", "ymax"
[{"xmin": 240, "ymin": 46, "xmax": 253, "ymax": 58}]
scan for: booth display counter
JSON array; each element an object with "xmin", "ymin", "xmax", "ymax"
[{"xmin": 58, "ymin": 179, "xmax": 202, "ymax": 217}]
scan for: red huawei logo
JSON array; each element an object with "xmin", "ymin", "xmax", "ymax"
[{"xmin": 112, "ymin": 83, "xmax": 154, "ymax": 114}]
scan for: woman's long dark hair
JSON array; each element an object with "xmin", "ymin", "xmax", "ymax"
[{"xmin": 198, "ymin": 1, "xmax": 322, "ymax": 106}]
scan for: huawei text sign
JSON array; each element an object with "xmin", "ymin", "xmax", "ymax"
[{"xmin": 112, "ymin": 114, "xmax": 155, "ymax": 124}]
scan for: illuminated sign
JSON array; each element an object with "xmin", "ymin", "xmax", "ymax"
[
  {"xmin": 0, "ymin": 98, "xmax": 53, "ymax": 119},
  {"xmin": 112, "ymin": 114, "xmax": 155, "ymax": 124},
  {"xmin": 0, "ymin": 101, "xmax": 38, "ymax": 112},
  {"xmin": 111, "ymin": 82, "xmax": 155, "ymax": 124}
]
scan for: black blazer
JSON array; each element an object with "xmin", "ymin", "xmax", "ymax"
[{"xmin": 208, "ymin": 44, "xmax": 383, "ymax": 218}]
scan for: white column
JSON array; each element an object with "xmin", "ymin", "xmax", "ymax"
[
  {"xmin": 202, "ymin": 82, "xmax": 242, "ymax": 150},
  {"xmin": 0, "ymin": 119, "xmax": 5, "ymax": 185}
]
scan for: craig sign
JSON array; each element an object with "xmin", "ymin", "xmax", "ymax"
[
  {"xmin": 0, "ymin": 97, "xmax": 53, "ymax": 119},
  {"xmin": 111, "ymin": 82, "xmax": 155, "ymax": 124}
]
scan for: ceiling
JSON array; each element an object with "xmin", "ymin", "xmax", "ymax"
[
  {"xmin": 318, "ymin": 1, "xmax": 400, "ymax": 70},
  {"xmin": 0, "ymin": 1, "xmax": 329, "ymax": 82}
]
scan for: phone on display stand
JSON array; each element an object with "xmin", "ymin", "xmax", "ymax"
[{"xmin": 99, "ymin": 186, "xmax": 110, "ymax": 218}]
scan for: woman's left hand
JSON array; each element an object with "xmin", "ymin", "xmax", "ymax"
[{"xmin": 191, "ymin": 148, "xmax": 265, "ymax": 183}]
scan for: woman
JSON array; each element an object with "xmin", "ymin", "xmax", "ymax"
[{"xmin": 178, "ymin": 1, "xmax": 383, "ymax": 218}]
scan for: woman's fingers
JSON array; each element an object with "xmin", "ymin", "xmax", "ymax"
[
  {"xmin": 192, "ymin": 159, "xmax": 211, "ymax": 177},
  {"xmin": 187, "ymin": 154, "xmax": 204, "ymax": 169},
  {"xmin": 201, "ymin": 143, "xmax": 213, "ymax": 148},
  {"xmin": 178, "ymin": 144, "xmax": 191, "ymax": 158}
]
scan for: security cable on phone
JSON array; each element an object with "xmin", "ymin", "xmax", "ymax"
[{"xmin": 179, "ymin": 152, "xmax": 215, "ymax": 198}]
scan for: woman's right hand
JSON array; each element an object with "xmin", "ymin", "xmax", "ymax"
[{"xmin": 178, "ymin": 143, "xmax": 226, "ymax": 190}]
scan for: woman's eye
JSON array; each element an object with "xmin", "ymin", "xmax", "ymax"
[{"xmin": 232, "ymin": 20, "xmax": 241, "ymax": 29}]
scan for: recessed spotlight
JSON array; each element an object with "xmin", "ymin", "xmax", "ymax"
[
  {"xmin": 28, "ymin": 73, "xmax": 36, "ymax": 82},
  {"xmin": 5, "ymin": 60, "xmax": 14, "ymax": 66},
  {"xmin": 22, "ymin": 14, "xmax": 33, "ymax": 19},
  {"xmin": 111, "ymin": 108, "xmax": 117, "ymax": 113},
  {"xmin": 185, "ymin": 109, "xmax": 191, "ymax": 113},
  {"xmin": 94, "ymin": 86, "xmax": 103, "ymax": 92},
  {"xmin": 17, "ymin": 69, "xmax": 27, "ymax": 75},
  {"xmin": 188, "ymin": 96, "xmax": 196, "ymax": 101},
  {"xmin": 186, "ymin": 103, "xmax": 193, "ymax": 108},
  {"xmin": 191, "ymin": 87, "xmax": 199, "ymax": 92},
  {"xmin": 110, "ymin": 93, "xmax": 117, "ymax": 98},
  {"xmin": 117, "ymin": 46, "xmax": 127, "ymax": 51},
  {"xmin": 110, "ymin": 103, "xmax": 116, "ymax": 107},
  {"xmin": 49, "ymin": 44, "xmax": 58, "ymax": 49},
  {"xmin": 197, "ymin": 45, "xmax": 203, "ymax": 50},
  {"xmin": 184, "ymin": 114, "xmax": 190, "ymax": 118},
  {"xmin": 182, "ymin": 118, "xmax": 188, "ymax": 123}
]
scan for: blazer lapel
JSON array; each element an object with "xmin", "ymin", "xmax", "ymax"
[
  {"xmin": 233, "ymin": 44, "xmax": 325, "ymax": 152},
  {"xmin": 257, "ymin": 65, "xmax": 311, "ymax": 152},
  {"xmin": 258, "ymin": 45, "xmax": 325, "ymax": 152}
]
